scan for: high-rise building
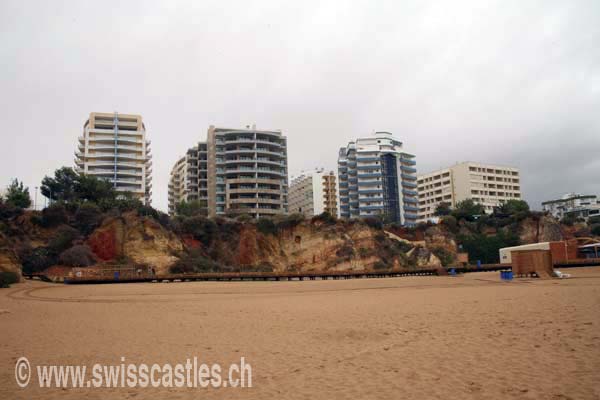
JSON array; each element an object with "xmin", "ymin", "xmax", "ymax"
[
  {"xmin": 167, "ymin": 144, "xmax": 208, "ymax": 215},
  {"xmin": 542, "ymin": 193, "xmax": 599, "ymax": 221},
  {"xmin": 289, "ymin": 169, "xmax": 339, "ymax": 218},
  {"xmin": 75, "ymin": 112, "xmax": 152, "ymax": 204},
  {"xmin": 417, "ymin": 162, "xmax": 521, "ymax": 222},
  {"xmin": 337, "ymin": 132, "xmax": 418, "ymax": 225},
  {"xmin": 169, "ymin": 126, "xmax": 288, "ymax": 218}
]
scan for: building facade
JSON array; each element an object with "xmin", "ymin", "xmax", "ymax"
[
  {"xmin": 169, "ymin": 126, "xmax": 288, "ymax": 218},
  {"xmin": 167, "ymin": 144, "xmax": 208, "ymax": 215},
  {"xmin": 75, "ymin": 112, "xmax": 152, "ymax": 204},
  {"xmin": 289, "ymin": 169, "xmax": 339, "ymax": 218},
  {"xmin": 417, "ymin": 162, "xmax": 521, "ymax": 222},
  {"xmin": 337, "ymin": 132, "xmax": 418, "ymax": 225},
  {"xmin": 542, "ymin": 193, "xmax": 599, "ymax": 221}
]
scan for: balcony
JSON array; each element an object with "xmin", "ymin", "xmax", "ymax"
[
  {"xmin": 402, "ymin": 181, "xmax": 418, "ymax": 189},
  {"xmin": 400, "ymin": 166, "xmax": 417, "ymax": 173},
  {"xmin": 402, "ymin": 189, "xmax": 418, "ymax": 196},
  {"xmin": 357, "ymin": 173, "xmax": 381, "ymax": 179}
]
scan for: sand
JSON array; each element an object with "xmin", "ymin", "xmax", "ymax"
[{"xmin": 1, "ymin": 268, "xmax": 599, "ymax": 399}]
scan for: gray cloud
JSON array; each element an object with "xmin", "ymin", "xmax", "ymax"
[{"xmin": 1, "ymin": 0, "xmax": 599, "ymax": 210}]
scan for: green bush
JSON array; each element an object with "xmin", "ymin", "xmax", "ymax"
[
  {"xmin": 335, "ymin": 243, "xmax": 355, "ymax": 260},
  {"xmin": 41, "ymin": 204, "xmax": 69, "ymax": 227},
  {"xmin": 48, "ymin": 225, "xmax": 82, "ymax": 254},
  {"xmin": 311, "ymin": 211, "xmax": 336, "ymax": 225},
  {"xmin": 363, "ymin": 216, "xmax": 383, "ymax": 230},
  {"xmin": 180, "ymin": 216, "xmax": 217, "ymax": 245},
  {"xmin": 440, "ymin": 215, "xmax": 458, "ymax": 232},
  {"xmin": 236, "ymin": 214, "xmax": 254, "ymax": 223},
  {"xmin": 430, "ymin": 246, "xmax": 455, "ymax": 267},
  {"xmin": 0, "ymin": 271, "xmax": 20, "ymax": 288},
  {"xmin": 73, "ymin": 202, "xmax": 103, "ymax": 235},
  {"xmin": 256, "ymin": 218, "xmax": 277, "ymax": 235},
  {"xmin": 373, "ymin": 261, "xmax": 389, "ymax": 270},
  {"xmin": 0, "ymin": 199, "xmax": 24, "ymax": 220},
  {"xmin": 59, "ymin": 245, "xmax": 96, "ymax": 267},
  {"xmin": 457, "ymin": 230, "xmax": 520, "ymax": 264},
  {"xmin": 275, "ymin": 213, "xmax": 305, "ymax": 230},
  {"xmin": 588, "ymin": 215, "xmax": 600, "ymax": 225},
  {"xmin": 358, "ymin": 247, "xmax": 374, "ymax": 258},
  {"xmin": 171, "ymin": 250, "xmax": 221, "ymax": 273},
  {"xmin": 19, "ymin": 247, "xmax": 56, "ymax": 274}
]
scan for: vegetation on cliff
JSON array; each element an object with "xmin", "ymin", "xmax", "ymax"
[{"xmin": 1, "ymin": 167, "xmax": 599, "ymax": 286}]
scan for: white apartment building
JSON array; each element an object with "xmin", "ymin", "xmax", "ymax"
[
  {"xmin": 75, "ymin": 112, "xmax": 152, "ymax": 204},
  {"xmin": 542, "ymin": 193, "xmax": 600, "ymax": 221},
  {"xmin": 289, "ymin": 169, "xmax": 339, "ymax": 218},
  {"xmin": 417, "ymin": 162, "xmax": 521, "ymax": 222},
  {"xmin": 168, "ymin": 144, "xmax": 208, "ymax": 215}
]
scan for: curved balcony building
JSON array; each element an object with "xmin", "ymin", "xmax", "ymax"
[
  {"xmin": 337, "ymin": 131, "xmax": 417, "ymax": 226},
  {"xmin": 75, "ymin": 112, "xmax": 152, "ymax": 205},
  {"xmin": 207, "ymin": 126, "xmax": 288, "ymax": 218}
]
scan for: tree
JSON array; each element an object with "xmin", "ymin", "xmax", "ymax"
[
  {"xmin": 175, "ymin": 200, "xmax": 207, "ymax": 217},
  {"xmin": 451, "ymin": 199, "xmax": 485, "ymax": 221},
  {"xmin": 434, "ymin": 202, "xmax": 452, "ymax": 216},
  {"xmin": 74, "ymin": 174, "xmax": 115, "ymax": 203},
  {"xmin": 499, "ymin": 199, "xmax": 530, "ymax": 215},
  {"xmin": 41, "ymin": 167, "xmax": 78, "ymax": 202},
  {"xmin": 5, "ymin": 179, "xmax": 31, "ymax": 209}
]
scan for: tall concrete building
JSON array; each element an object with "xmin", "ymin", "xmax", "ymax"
[
  {"xmin": 289, "ymin": 169, "xmax": 339, "ymax": 218},
  {"xmin": 337, "ymin": 132, "xmax": 418, "ymax": 226},
  {"xmin": 75, "ymin": 112, "xmax": 152, "ymax": 204},
  {"xmin": 417, "ymin": 162, "xmax": 521, "ymax": 222},
  {"xmin": 169, "ymin": 126, "xmax": 288, "ymax": 218},
  {"xmin": 167, "ymin": 144, "xmax": 208, "ymax": 215}
]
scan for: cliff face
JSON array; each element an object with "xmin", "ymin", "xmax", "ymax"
[
  {"xmin": 0, "ymin": 232, "xmax": 23, "ymax": 281},
  {"xmin": 518, "ymin": 216, "xmax": 564, "ymax": 244},
  {"xmin": 240, "ymin": 222, "xmax": 385, "ymax": 272},
  {"xmin": 87, "ymin": 212, "xmax": 184, "ymax": 275}
]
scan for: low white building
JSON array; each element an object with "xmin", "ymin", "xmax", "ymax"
[
  {"xmin": 418, "ymin": 162, "xmax": 521, "ymax": 223},
  {"xmin": 542, "ymin": 193, "xmax": 599, "ymax": 221},
  {"xmin": 289, "ymin": 169, "xmax": 339, "ymax": 218}
]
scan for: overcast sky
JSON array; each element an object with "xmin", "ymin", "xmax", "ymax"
[{"xmin": 1, "ymin": 0, "xmax": 599, "ymax": 212}]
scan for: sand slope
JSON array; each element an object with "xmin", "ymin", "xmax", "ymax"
[{"xmin": 1, "ymin": 268, "xmax": 599, "ymax": 399}]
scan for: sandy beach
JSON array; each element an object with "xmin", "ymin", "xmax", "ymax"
[{"xmin": 1, "ymin": 268, "xmax": 599, "ymax": 399}]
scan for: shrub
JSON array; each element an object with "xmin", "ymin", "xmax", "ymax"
[
  {"xmin": 430, "ymin": 246, "xmax": 455, "ymax": 267},
  {"xmin": 48, "ymin": 225, "xmax": 82, "ymax": 254},
  {"xmin": 335, "ymin": 243, "xmax": 355, "ymax": 260},
  {"xmin": 19, "ymin": 247, "xmax": 56, "ymax": 274},
  {"xmin": 363, "ymin": 216, "xmax": 383, "ymax": 230},
  {"xmin": 393, "ymin": 240, "xmax": 414, "ymax": 253},
  {"xmin": 236, "ymin": 214, "xmax": 254, "ymax": 223},
  {"xmin": 374, "ymin": 232, "xmax": 387, "ymax": 243},
  {"xmin": 137, "ymin": 205, "xmax": 159, "ymax": 219},
  {"xmin": 59, "ymin": 245, "xmax": 96, "ymax": 267},
  {"xmin": 171, "ymin": 250, "xmax": 221, "ymax": 273},
  {"xmin": 591, "ymin": 224, "xmax": 600, "ymax": 237},
  {"xmin": 588, "ymin": 216, "xmax": 600, "ymax": 225},
  {"xmin": 275, "ymin": 213, "xmax": 305, "ymax": 230},
  {"xmin": 358, "ymin": 247, "xmax": 374, "ymax": 258},
  {"xmin": 457, "ymin": 230, "xmax": 520, "ymax": 264},
  {"xmin": 74, "ymin": 202, "xmax": 103, "ymax": 235},
  {"xmin": 311, "ymin": 211, "xmax": 336, "ymax": 225},
  {"xmin": 0, "ymin": 200, "xmax": 23, "ymax": 220},
  {"xmin": 41, "ymin": 204, "xmax": 69, "ymax": 227},
  {"xmin": 256, "ymin": 218, "xmax": 277, "ymax": 236},
  {"xmin": 440, "ymin": 215, "xmax": 458, "ymax": 232},
  {"xmin": 0, "ymin": 271, "xmax": 20, "ymax": 288},
  {"xmin": 373, "ymin": 261, "xmax": 389, "ymax": 271},
  {"xmin": 180, "ymin": 216, "xmax": 217, "ymax": 245}
]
